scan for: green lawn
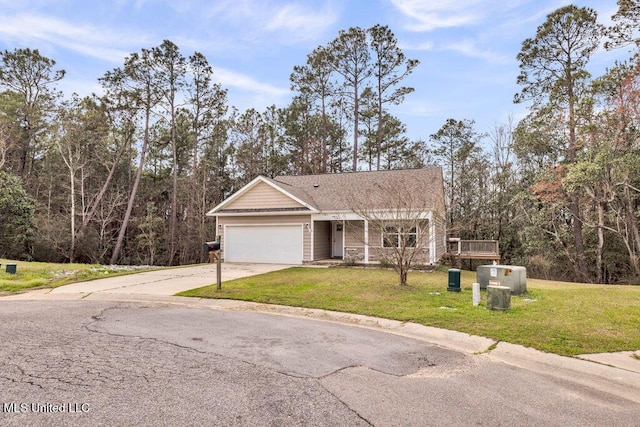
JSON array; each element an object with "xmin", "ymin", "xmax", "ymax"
[
  {"xmin": 0, "ymin": 259, "xmax": 159, "ymax": 294},
  {"xmin": 179, "ymin": 266, "xmax": 640, "ymax": 356}
]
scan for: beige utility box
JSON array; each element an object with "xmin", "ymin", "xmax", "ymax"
[{"xmin": 477, "ymin": 265, "xmax": 527, "ymax": 295}]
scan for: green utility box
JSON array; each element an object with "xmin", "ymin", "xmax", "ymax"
[
  {"xmin": 477, "ymin": 265, "xmax": 526, "ymax": 295},
  {"xmin": 447, "ymin": 268, "xmax": 461, "ymax": 292},
  {"xmin": 5, "ymin": 263, "xmax": 17, "ymax": 274}
]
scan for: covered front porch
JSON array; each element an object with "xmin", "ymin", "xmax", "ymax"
[{"xmin": 310, "ymin": 215, "xmax": 440, "ymax": 265}]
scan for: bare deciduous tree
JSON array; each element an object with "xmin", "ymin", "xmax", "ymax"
[{"xmin": 345, "ymin": 175, "xmax": 445, "ymax": 285}]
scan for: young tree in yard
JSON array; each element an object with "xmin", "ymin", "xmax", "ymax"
[
  {"xmin": 515, "ymin": 5, "xmax": 603, "ymax": 282},
  {"xmin": 346, "ymin": 175, "xmax": 445, "ymax": 286}
]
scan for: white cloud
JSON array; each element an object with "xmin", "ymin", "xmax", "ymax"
[
  {"xmin": 390, "ymin": 0, "xmax": 489, "ymax": 31},
  {"xmin": 399, "ymin": 41, "xmax": 435, "ymax": 51},
  {"xmin": 204, "ymin": 0, "xmax": 338, "ymax": 44},
  {"xmin": 0, "ymin": 8, "xmax": 292, "ymax": 111},
  {"xmin": 398, "ymin": 99, "xmax": 445, "ymax": 118},
  {"xmin": 205, "ymin": 0, "xmax": 254, "ymax": 20},
  {"xmin": 0, "ymin": 14, "xmax": 139, "ymax": 63},
  {"xmin": 401, "ymin": 38, "xmax": 508, "ymax": 64},
  {"xmin": 58, "ymin": 77, "xmax": 104, "ymax": 98},
  {"xmin": 443, "ymin": 40, "xmax": 510, "ymax": 64},
  {"xmin": 213, "ymin": 67, "xmax": 289, "ymax": 99},
  {"xmin": 265, "ymin": 3, "xmax": 338, "ymax": 40}
]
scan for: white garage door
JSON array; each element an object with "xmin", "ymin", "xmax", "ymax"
[{"xmin": 225, "ymin": 225, "xmax": 303, "ymax": 264}]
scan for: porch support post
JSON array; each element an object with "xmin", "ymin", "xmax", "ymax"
[
  {"xmin": 364, "ymin": 219, "xmax": 369, "ymax": 264},
  {"xmin": 309, "ymin": 221, "xmax": 314, "ymax": 262},
  {"xmin": 429, "ymin": 212, "xmax": 436, "ymax": 264}
]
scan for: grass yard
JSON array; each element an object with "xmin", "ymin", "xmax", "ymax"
[
  {"xmin": 0, "ymin": 259, "xmax": 158, "ymax": 294},
  {"xmin": 179, "ymin": 266, "xmax": 640, "ymax": 356}
]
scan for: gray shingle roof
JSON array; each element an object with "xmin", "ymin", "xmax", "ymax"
[{"xmin": 271, "ymin": 167, "xmax": 444, "ymax": 211}]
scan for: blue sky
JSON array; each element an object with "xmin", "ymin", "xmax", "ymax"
[{"xmin": 0, "ymin": 0, "xmax": 632, "ymax": 143}]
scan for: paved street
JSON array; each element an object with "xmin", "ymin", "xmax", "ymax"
[
  {"xmin": 1, "ymin": 297, "xmax": 639, "ymax": 426},
  {"xmin": 1, "ymin": 264, "xmax": 640, "ymax": 425}
]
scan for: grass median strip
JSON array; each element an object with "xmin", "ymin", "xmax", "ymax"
[{"xmin": 178, "ymin": 266, "xmax": 640, "ymax": 356}]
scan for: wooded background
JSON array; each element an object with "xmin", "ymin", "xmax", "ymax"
[{"xmin": 1, "ymin": 3, "xmax": 640, "ymax": 284}]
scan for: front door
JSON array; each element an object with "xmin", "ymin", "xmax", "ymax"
[{"xmin": 332, "ymin": 221, "xmax": 344, "ymax": 258}]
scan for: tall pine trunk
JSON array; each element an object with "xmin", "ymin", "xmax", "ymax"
[{"xmin": 111, "ymin": 103, "xmax": 151, "ymax": 265}]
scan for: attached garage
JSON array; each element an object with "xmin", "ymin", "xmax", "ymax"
[{"xmin": 224, "ymin": 224, "xmax": 304, "ymax": 264}]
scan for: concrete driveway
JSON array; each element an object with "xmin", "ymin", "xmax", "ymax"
[{"xmin": 45, "ymin": 263, "xmax": 292, "ymax": 296}]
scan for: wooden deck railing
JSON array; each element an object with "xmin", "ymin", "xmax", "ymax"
[{"xmin": 447, "ymin": 239, "xmax": 500, "ymax": 260}]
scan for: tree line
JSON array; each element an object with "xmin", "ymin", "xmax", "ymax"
[
  {"xmin": 2, "ymin": 2, "xmax": 640, "ymax": 284},
  {"xmin": 0, "ymin": 25, "xmax": 422, "ymax": 267},
  {"xmin": 434, "ymin": 2, "xmax": 640, "ymax": 284}
]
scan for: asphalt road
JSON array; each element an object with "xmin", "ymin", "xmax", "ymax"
[{"xmin": 1, "ymin": 299, "xmax": 639, "ymax": 426}]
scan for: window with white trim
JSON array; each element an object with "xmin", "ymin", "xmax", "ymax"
[{"xmin": 383, "ymin": 224, "xmax": 417, "ymax": 248}]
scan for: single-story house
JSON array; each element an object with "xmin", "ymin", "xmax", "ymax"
[{"xmin": 206, "ymin": 167, "xmax": 447, "ymax": 265}]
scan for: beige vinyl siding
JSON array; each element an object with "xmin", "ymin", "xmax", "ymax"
[
  {"xmin": 345, "ymin": 221, "xmax": 364, "ymax": 246},
  {"xmin": 343, "ymin": 221, "xmax": 364, "ymax": 261},
  {"xmin": 217, "ymin": 214, "xmax": 312, "ymax": 261},
  {"xmin": 369, "ymin": 227, "xmax": 382, "ymax": 247},
  {"xmin": 343, "ymin": 219, "xmax": 432, "ymax": 264},
  {"xmin": 225, "ymin": 181, "xmax": 305, "ymax": 210},
  {"xmin": 344, "ymin": 221, "xmax": 364, "ymax": 247},
  {"xmin": 313, "ymin": 221, "xmax": 331, "ymax": 260},
  {"xmin": 345, "ymin": 221, "xmax": 429, "ymax": 249}
]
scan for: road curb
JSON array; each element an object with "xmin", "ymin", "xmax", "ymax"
[
  {"xmin": 194, "ymin": 299, "xmax": 497, "ymax": 355},
  {"xmin": 488, "ymin": 341, "xmax": 640, "ymax": 404}
]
